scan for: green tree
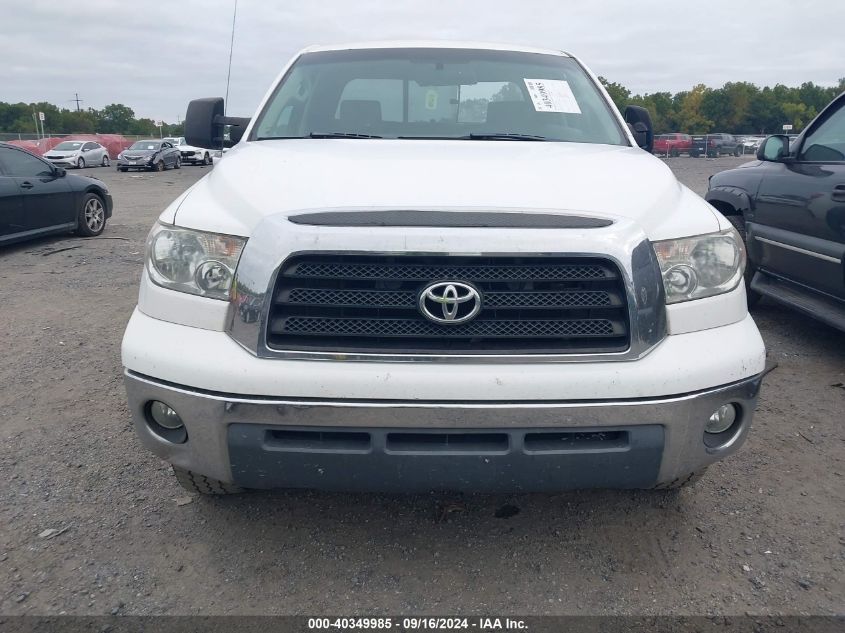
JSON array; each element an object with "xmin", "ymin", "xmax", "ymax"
[
  {"xmin": 98, "ymin": 103, "xmax": 136, "ymax": 134},
  {"xmin": 676, "ymin": 84, "xmax": 713, "ymax": 133}
]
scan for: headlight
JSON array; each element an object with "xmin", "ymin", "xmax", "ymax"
[
  {"xmin": 146, "ymin": 222, "xmax": 246, "ymax": 300},
  {"xmin": 117, "ymin": 152, "xmax": 124, "ymax": 159},
  {"xmin": 652, "ymin": 228, "xmax": 745, "ymax": 304}
]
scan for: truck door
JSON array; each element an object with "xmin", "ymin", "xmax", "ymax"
[{"xmin": 750, "ymin": 97, "xmax": 845, "ymax": 299}]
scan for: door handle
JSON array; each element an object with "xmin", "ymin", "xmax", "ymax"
[
  {"xmin": 20, "ymin": 181, "xmax": 34, "ymax": 189},
  {"xmin": 833, "ymin": 185, "xmax": 845, "ymax": 202}
]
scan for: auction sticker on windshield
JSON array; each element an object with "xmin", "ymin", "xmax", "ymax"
[{"xmin": 523, "ymin": 79, "xmax": 581, "ymax": 113}]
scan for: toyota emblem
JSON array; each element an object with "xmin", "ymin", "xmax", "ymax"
[{"xmin": 418, "ymin": 281, "xmax": 482, "ymax": 325}]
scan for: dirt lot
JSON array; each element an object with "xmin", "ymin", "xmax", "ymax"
[{"xmin": 1, "ymin": 156, "xmax": 843, "ymax": 617}]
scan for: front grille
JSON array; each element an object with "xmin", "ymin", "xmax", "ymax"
[
  {"xmin": 267, "ymin": 254, "xmax": 630, "ymax": 354},
  {"xmin": 180, "ymin": 150, "xmax": 196, "ymax": 157}
]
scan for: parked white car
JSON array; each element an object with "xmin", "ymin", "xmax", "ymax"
[
  {"xmin": 43, "ymin": 140, "xmax": 110, "ymax": 168},
  {"xmin": 162, "ymin": 136, "xmax": 213, "ymax": 166},
  {"xmin": 122, "ymin": 42, "xmax": 767, "ymax": 495}
]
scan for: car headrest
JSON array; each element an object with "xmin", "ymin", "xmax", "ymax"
[{"xmin": 339, "ymin": 100, "xmax": 383, "ymax": 128}]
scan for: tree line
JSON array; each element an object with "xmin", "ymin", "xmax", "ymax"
[
  {"xmin": 3, "ymin": 76, "xmax": 845, "ymax": 138},
  {"xmin": 0, "ymin": 102, "xmax": 183, "ymax": 137},
  {"xmin": 599, "ymin": 77, "xmax": 845, "ymax": 135}
]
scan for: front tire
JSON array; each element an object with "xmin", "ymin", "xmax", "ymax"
[
  {"xmin": 174, "ymin": 156, "xmax": 181, "ymax": 169},
  {"xmin": 77, "ymin": 193, "xmax": 106, "ymax": 237},
  {"xmin": 725, "ymin": 214, "xmax": 761, "ymax": 307},
  {"xmin": 734, "ymin": 146, "xmax": 742, "ymax": 157},
  {"xmin": 77, "ymin": 157, "xmax": 85, "ymax": 169},
  {"xmin": 102, "ymin": 155, "xmax": 110, "ymax": 167},
  {"xmin": 154, "ymin": 160, "xmax": 165, "ymax": 172},
  {"xmin": 202, "ymin": 152, "xmax": 211, "ymax": 166},
  {"xmin": 173, "ymin": 467, "xmax": 243, "ymax": 495},
  {"xmin": 118, "ymin": 167, "xmax": 127, "ymax": 172}
]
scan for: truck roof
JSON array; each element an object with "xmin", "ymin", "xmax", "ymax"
[{"xmin": 300, "ymin": 40, "xmax": 572, "ymax": 58}]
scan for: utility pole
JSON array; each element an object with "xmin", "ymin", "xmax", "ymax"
[{"xmin": 71, "ymin": 93, "xmax": 83, "ymax": 111}]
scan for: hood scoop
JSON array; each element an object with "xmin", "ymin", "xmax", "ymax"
[{"xmin": 287, "ymin": 209, "xmax": 613, "ymax": 229}]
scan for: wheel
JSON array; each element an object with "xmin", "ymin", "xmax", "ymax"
[
  {"xmin": 707, "ymin": 150, "xmax": 717, "ymax": 158},
  {"xmin": 652, "ymin": 468, "xmax": 708, "ymax": 489},
  {"xmin": 77, "ymin": 157, "xmax": 85, "ymax": 169},
  {"xmin": 101, "ymin": 155, "xmax": 110, "ymax": 167},
  {"xmin": 118, "ymin": 167, "xmax": 128, "ymax": 172},
  {"xmin": 690, "ymin": 150, "xmax": 699, "ymax": 158},
  {"xmin": 173, "ymin": 467, "xmax": 243, "ymax": 495},
  {"xmin": 174, "ymin": 156, "xmax": 181, "ymax": 169},
  {"xmin": 155, "ymin": 160, "xmax": 165, "ymax": 172},
  {"xmin": 77, "ymin": 193, "xmax": 106, "ymax": 237},
  {"xmin": 725, "ymin": 214, "xmax": 761, "ymax": 307},
  {"xmin": 734, "ymin": 146, "xmax": 742, "ymax": 157},
  {"xmin": 202, "ymin": 152, "xmax": 211, "ymax": 166},
  {"xmin": 670, "ymin": 148, "xmax": 679, "ymax": 157}
]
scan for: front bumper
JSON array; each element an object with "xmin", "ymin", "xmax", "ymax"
[
  {"xmin": 117, "ymin": 158, "xmax": 153, "ymax": 168},
  {"xmin": 124, "ymin": 368, "xmax": 764, "ymax": 492}
]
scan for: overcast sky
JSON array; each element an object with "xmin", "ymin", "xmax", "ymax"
[{"xmin": 2, "ymin": 0, "xmax": 843, "ymax": 122}]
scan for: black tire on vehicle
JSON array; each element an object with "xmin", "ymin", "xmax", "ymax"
[
  {"xmin": 690, "ymin": 150, "xmax": 699, "ymax": 158},
  {"xmin": 173, "ymin": 467, "xmax": 244, "ymax": 495},
  {"xmin": 725, "ymin": 213, "xmax": 761, "ymax": 307},
  {"xmin": 102, "ymin": 155, "xmax": 110, "ymax": 167},
  {"xmin": 118, "ymin": 167, "xmax": 128, "ymax": 172},
  {"xmin": 734, "ymin": 146, "xmax": 742, "ymax": 157},
  {"xmin": 652, "ymin": 468, "xmax": 708, "ymax": 489},
  {"xmin": 175, "ymin": 156, "xmax": 181, "ymax": 169},
  {"xmin": 707, "ymin": 150, "xmax": 717, "ymax": 158},
  {"xmin": 203, "ymin": 152, "xmax": 211, "ymax": 166},
  {"xmin": 155, "ymin": 160, "xmax": 165, "ymax": 172},
  {"xmin": 77, "ymin": 156, "xmax": 85, "ymax": 169},
  {"xmin": 77, "ymin": 192, "xmax": 106, "ymax": 237},
  {"xmin": 670, "ymin": 148, "xmax": 679, "ymax": 157}
]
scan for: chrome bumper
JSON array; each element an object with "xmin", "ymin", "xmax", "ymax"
[{"xmin": 124, "ymin": 369, "xmax": 764, "ymax": 491}]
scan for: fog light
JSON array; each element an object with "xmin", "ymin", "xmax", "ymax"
[
  {"xmin": 149, "ymin": 401, "xmax": 183, "ymax": 429},
  {"xmin": 706, "ymin": 404, "xmax": 738, "ymax": 434}
]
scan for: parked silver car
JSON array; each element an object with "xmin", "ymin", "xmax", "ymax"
[{"xmin": 43, "ymin": 140, "xmax": 110, "ymax": 169}]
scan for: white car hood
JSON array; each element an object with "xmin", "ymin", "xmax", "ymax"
[{"xmin": 170, "ymin": 139, "xmax": 720, "ymax": 240}]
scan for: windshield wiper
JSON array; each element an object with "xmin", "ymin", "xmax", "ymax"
[
  {"xmin": 254, "ymin": 132, "xmax": 383, "ymax": 141},
  {"xmin": 466, "ymin": 133, "xmax": 549, "ymax": 141},
  {"xmin": 308, "ymin": 132, "xmax": 383, "ymax": 139}
]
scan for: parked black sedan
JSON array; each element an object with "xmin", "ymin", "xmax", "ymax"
[
  {"xmin": 706, "ymin": 92, "xmax": 845, "ymax": 331},
  {"xmin": 0, "ymin": 142, "xmax": 113, "ymax": 246},
  {"xmin": 116, "ymin": 140, "xmax": 181, "ymax": 172}
]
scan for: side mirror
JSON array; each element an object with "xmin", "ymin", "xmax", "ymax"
[
  {"xmin": 185, "ymin": 97, "xmax": 251, "ymax": 149},
  {"xmin": 624, "ymin": 105, "xmax": 654, "ymax": 152},
  {"xmin": 54, "ymin": 166, "xmax": 66, "ymax": 178},
  {"xmin": 756, "ymin": 135, "xmax": 789, "ymax": 161}
]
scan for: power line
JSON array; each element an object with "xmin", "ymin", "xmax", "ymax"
[
  {"xmin": 224, "ymin": 0, "xmax": 238, "ymax": 115},
  {"xmin": 70, "ymin": 93, "xmax": 83, "ymax": 112}
]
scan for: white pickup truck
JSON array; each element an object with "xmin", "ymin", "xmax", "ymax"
[{"xmin": 122, "ymin": 42, "xmax": 767, "ymax": 495}]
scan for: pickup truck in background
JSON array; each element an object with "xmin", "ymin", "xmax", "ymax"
[
  {"xmin": 691, "ymin": 133, "xmax": 742, "ymax": 157},
  {"xmin": 120, "ymin": 41, "xmax": 767, "ymax": 496},
  {"xmin": 653, "ymin": 133, "xmax": 692, "ymax": 156}
]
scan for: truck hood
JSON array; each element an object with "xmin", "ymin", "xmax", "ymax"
[{"xmin": 170, "ymin": 139, "xmax": 720, "ymax": 239}]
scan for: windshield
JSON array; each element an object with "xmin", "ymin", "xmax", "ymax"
[
  {"xmin": 163, "ymin": 138, "xmax": 183, "ymax": 145},
  {"xmin": 54, "ymin": 141, "xmax": 84, "ymax": 150},
  {"xmin": 129, "ymin": 141, "xmax": 160, "ymax": 150},
  {"xmin": 252, "ymin": 48, "xmax": 626, "ymax": 145}
]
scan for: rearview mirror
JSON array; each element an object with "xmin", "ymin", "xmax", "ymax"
[
  {"xmin": 624, "ymin": 105, "xmax": 654, "ymax": 152},
  {"xmin": 185, "ymin": 97, "xmax": 251, "ymax": 149},
  {"xmin": 756, "ymin": 135, "xmax": 788, "ymax": 162}
]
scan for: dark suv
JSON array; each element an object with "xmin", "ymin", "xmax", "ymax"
[
  {"xmin": 706, "ymin": 92, "xmax": 845, "ymax": 331},
  {"xmin": 692, "ymin": 133, "xmax": 742, "ymax": 158}
]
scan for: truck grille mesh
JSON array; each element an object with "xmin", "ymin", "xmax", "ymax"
[{"xmin": 267, "ymin": 254, "xmax": 630, "ymax": 354}]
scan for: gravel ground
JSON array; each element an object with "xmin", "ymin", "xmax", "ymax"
[{"xmin": 0, "ymin": 156, "xmax": 843, "ymax": 616}]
